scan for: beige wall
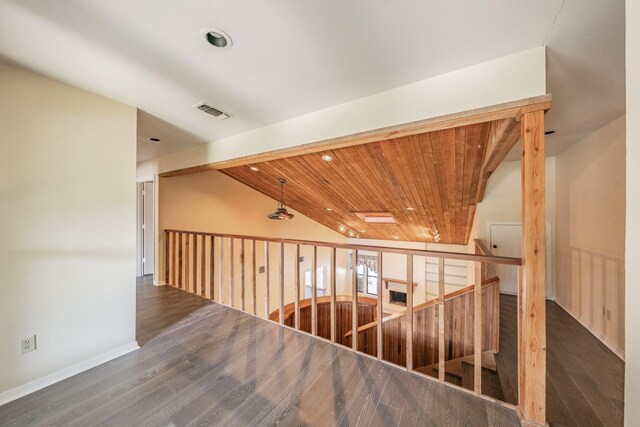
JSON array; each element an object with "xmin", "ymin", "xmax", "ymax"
[
  {"xmin": 626, "ymin": 0, "xmax": 640, "ymax": 422},
  {"xmin": 159, "ymin": 170, "xmax": 351, "ymax": 316},
  {"xmin": 555, "ymin": 116, "xmax": 626, "ymax": 357},
  {"xmin": 0, "ymin": 62, "xmax": 137, "ymax": 403}
]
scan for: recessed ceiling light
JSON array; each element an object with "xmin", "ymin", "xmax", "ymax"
[
  {"xmin": 339, "ymin": 225, "xmax": 345, "ymax": 232},
  {"xmin": 326, "ymin": 208, "xmax": 333, "ymax": 211},
  {"xmin": 321, "ymin": 154, "xmax": 333, "ymax": 162},
  {"xmin": 349, "ymin": 231, "xmax": 355, "ymax": 237},
  {"xmin": 250, "ymin": 166, "xmax": 259, "ymax": 172},
  {"xmin": 407, "ymin": 207, "xmax": 414, "ymax": 211},
  {"xmin": 393, "ymin": 236, "xmax": 400, "ymax": 240},
  {"xmin": 149, "ymin": 137, "xmax": 160, "ymax": 142},
  {"xmin": 201, "ymin": 28, "xmax": 233, "ymax": 49}
]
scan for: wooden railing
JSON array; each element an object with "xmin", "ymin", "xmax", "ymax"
[
  {"xmin": 344, "ymin": 277, "xmax": 500, "ymax": 369},
  {"xmin": 163, "ymin": 229, "xmax": 520, "ymax": 404}
]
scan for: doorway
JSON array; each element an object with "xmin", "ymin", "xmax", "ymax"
[
  {"xmin": 136, "ymin": 180, "xmax": 154, "ymax": 277},
  {"xmin": 488, "ymin": 222, "xmax": 552, "ymax": 297}
]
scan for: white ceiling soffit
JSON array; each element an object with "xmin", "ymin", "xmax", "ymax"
[{"xmin": 0, "ymin": 1, "xmax": 625, "ymax": 161}]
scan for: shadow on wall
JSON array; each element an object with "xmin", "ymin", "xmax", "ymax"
[{"xmin": 567, "ymin": 247, "xmax": 624, "ymax": 355}]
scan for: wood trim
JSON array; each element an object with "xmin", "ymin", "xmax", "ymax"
[
  {"xmin": 163, "ymin": 229, "xmax": 521, "ymax": 266},
  {"xmin": 271, "ymin": 295, "xmax": 379, "ymax": 322},
  {"xmin": 159, "ymin": 95, "xmax": 551, "ymax": 177},
  {"xmin": 384, "ymin": 277, "xmax": 419, "ymax": 288}
]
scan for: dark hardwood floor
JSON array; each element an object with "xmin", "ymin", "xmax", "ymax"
[
  {"xmin": 495, "ymin": 294, "xmax": 625, "ymax": 427},
  {"xmin": 0, "ymin": 278, "xmax": 520, "ymax": 427}
]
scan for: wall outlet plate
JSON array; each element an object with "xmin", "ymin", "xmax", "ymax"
[{"xmin": 21, "ymin": 335, "xmax": 36, "ymax": 354}]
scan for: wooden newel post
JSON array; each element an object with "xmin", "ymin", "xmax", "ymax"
[{"xmin": 518, "ymin": 110, "xmax": 547, "ymax": 426}]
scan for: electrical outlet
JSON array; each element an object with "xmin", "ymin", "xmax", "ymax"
[{"xmin": 21, "ymin": 335, "xmax": 36, "ymax": 354}]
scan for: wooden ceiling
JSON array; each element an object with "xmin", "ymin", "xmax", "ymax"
[
  {"xmin": 163, "ymin": 96, "xmax": 549, "ymax": 244},
  {"xmin": 221, "ymin": 119, "xmax": 520, "ymax": 244}
]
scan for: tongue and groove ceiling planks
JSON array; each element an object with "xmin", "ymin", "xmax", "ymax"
[{"xmin": 164, "ymin": 96, "xmax": 547, "ymax": 244}]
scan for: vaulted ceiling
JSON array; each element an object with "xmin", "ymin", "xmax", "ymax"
[{"xmin": 220, "ymin": 111, "xmax": 523, "ymax": 244}]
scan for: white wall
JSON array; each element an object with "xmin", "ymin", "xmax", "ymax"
[
  {"xmin": 137, "ymin": 47, "xmax": 546, "ymax": 176},
  {"xmin": 555, "ymin": 116, "xmax": 626, "ymax": 357},
  {"xmin": 625, "ymin": 0, "xmax": 640, "ymax": 423},
  {"xmin": 0, "ymin": 62, "xmax": 137, "ymax": 403}
]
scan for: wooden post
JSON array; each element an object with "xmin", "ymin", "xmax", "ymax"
[
  {"xmin": 252, "ymin": 240, "xmax": 257, "ymax": 315},
  {"xmin": 352, "ymin": 250, "xmax": 358, "ymax": 351},
  {"xmin": 438, "ymin": 258, "xmax": 445, "ymax": 382},
  {"xmin": 330, "ymin": 248, "xmax": 337, "ymax": 343},
  {"xmin": 209, "ymin": 236, "xmax": 215, "ymax": 300},
  {"xmin": 474, "ymin": 261, "xmax": 482, "ymax": 394},
  {"xmin": 406, "ymin": 254, "xmax": 413, "ymax": 371},
  {"xmin": 219, "ymin": 237, "xmax": 224, "ymax": 304},
  {"xmin": 377, "ymin": 251, "xmax": 383, "ymax": 360},
  {"xmin": 279, "ymin": 243, "xmax": 284, "ymax": 325},
  {"xmin": 312, "ymin": 246, "xmax": 318, "ymax": 336},
  {"xmin": 240, "ymin": 239, "xmax": 245, "ymax": 311},
  {"xmin": 185, "ymin": 234, "xmax": 190, "ymax": 292},
  {"xmin": 264, "ymin": 241, "xmax": 270, "ymax": 319},
  {"xmin": 164, "ymin": 231, "xmax": 169, "ymax": 285},
  {"xmin": 295, "ymin": 245, "xmax": 301, "ymax": 330},
  {"xmin": 173, "ymin": 231, "xmax": 177, "ymax": 287},
  {"xmin": 518, "ymin": 110, "xmax": 546, "ymax": 426},
  {"xmin": 229, "ymin": 239, "xmax": 234, "ymax": 308}
]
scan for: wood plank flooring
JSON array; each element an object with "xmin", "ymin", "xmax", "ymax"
[
  {"xmin": 495, "ymin": 295, "xmax": 624, "ymax": 427},
  {"xmin": 0, "ymin": 278, "xmax": 519, "ymax": 427}
]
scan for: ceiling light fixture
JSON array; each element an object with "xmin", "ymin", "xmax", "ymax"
[
  {"xmin": 339, "ymin": 225, "xmax": 346, "ymax": 232},
  {"xmin": 326, "ymin": 208, "xmax": 333, "ymax": 211},
  {"xmin": 201, "ymin": 28, "xmax": 232, "ymax": 49},
  {"xmin": 250, "ymin": 166, "xmax": 259, "ymax": 172},
  {"xmin": 149, "ymin": 137, "xmax": 160, "ymax": 142},
  {"xmin": 321, "ymin": 154, "xmax": 333, "ymax": 162},
  {"xmin": 349, "ymin": 231, "xmax": 355, "ymax": 237},
  {"xmin": 267, "ymin": 179, "xmax": 294, "ymax": 220},
  {"xmin": 407, "ymin": 207, "xmax": 414, "ymax": 211}
]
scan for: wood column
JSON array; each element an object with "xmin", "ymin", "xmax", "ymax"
[{"xmin": 518, "ymin": 110, "xmax": 546, "ymax": 426}]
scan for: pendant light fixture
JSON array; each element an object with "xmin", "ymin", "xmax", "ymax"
[{"xmin": 268, "ymin": 178, "xmax": 294, "ymax": 220}]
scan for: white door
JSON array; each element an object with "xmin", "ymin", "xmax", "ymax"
[
  {"xmin": 142, "ymin": 181, "xmax": 154, "ymax": 276},
  {"xmin": 489, "ymin": 223, "xmax": 552, "ymax": 297}
]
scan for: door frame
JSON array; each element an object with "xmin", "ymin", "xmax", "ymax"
[
  {"xmin": 487, "ymin": 221, "xmax": 554, "ymax": 299},
  {"xmin": 136, "ymin": 176, "xmax": 156, "ymax": 279}
]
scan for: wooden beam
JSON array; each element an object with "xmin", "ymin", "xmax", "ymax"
[
  {"xmin": 518, "ymin": 110, "xmax": 546, "ymax": 427},
  {"xmin": 159, "ymin": 95, "xmax": 551, "ymax": 177}
]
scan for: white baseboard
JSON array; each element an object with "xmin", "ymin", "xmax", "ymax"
[
  {"xmin": 0, "ymin": 341, "xmax": 139, "ymax": 406},
  {"xmin": 549, "ymin": 297, "xmax": 625, "ymax": 360}
]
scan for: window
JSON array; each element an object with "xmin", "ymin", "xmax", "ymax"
[
  {"xmin": 356, "ymin": 255, "xmax": 378, "ymax": 296},
  {"xmin": 304, "ymin": 265, "xmax": 326, "ymax": 298}
]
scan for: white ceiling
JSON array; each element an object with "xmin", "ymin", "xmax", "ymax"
[{"xmin": 0, "ymin": 1, "xmax": 625, "ymax": 163}]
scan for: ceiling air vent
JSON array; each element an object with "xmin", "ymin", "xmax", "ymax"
[{"xmin": 193, "ymin": 102, "xmax": 231, "ymax": 120}]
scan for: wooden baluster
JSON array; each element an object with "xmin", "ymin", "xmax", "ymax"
[
  {"xmin": 377, "ymin": 251, "xmax": 383, "ymax": 360},
  {"xmin": 406, "ymin": 254, "xmax": 413, "ymax": 371},
  {"xmin": 330, "ymin": 247, "xmax": 337, "ymax": 343},
  {"xmin": 173, "ymin": 231, "xmax": 177, "ymax": 287},
  {"xmin": 295, "ymin": 244, "xmax": 300, "ymax": 330},
  {"xmin": 229, "ymin": 238, "xmax": 234, "ymax": 308},
  {"xmin": 178, "ymin": 233, "xmax": 183, "ymax": 289},
  {"xmin": 185, "ymin": 234, "xmax": 190, "ymax": 292},
  {"xmin": 438, "ymin": 257, "xmax": 445, "ymax": 382},
  {"xmin": 209, "ymin": 236, "xmax": 215, "ymax": 301},
  {"xmin": 474, "ymin": 260, "xmax": 482, "ymax": 394},
  {"xmin": 240, "ymin": 238, "xmax": 245, "ymax": 311},
  {"xmin": 279, "ymin": 243, "xmax": 284, "ymax": 325},
  {"xmin": 312, "ymin": 246, "xmax": 318, "ymax": 336},
  {"xmin": 164, "ymin": 231, "xmax": 169, "ymax": 285},
  {"xmin": 252, "ymin": 240, "xmax": 257, "ymax": 315},
  {"xmin": 352, "ymin": 249, "xmax": 358, "ymax": 351},
  {"xmin": 219, "ymin": 237, "xmax": 224, "ymax": 305},
  {"xmin": 264, "ymin": 241, "xmax": 270, "ymax": 319},
  {"xmin": 201, "ymin": 235, "xmax": 206, "ymax": 298},
  {"xmin": 193, "ymin": 234, "xmax": 197, "ymax": 294}
]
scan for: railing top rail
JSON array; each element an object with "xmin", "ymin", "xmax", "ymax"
[{"xmin": 165, "ymin": 229, "xmax": 521, "ymax": 265}]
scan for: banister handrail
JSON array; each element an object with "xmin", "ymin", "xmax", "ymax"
[
  {"xmin": 474, "ymin": 239, "xmax": 493, "ymax": 256},
  {"xmin": 268, "ymin": 294, "xmax": 378, "ymax": 321},
  {"xmin": 164, "ymin": 229, "xmax": 521, "ymax": 266},
  {"xmin": 344, "ymin": 276, "xmax": 500, "ymax": 338}
]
